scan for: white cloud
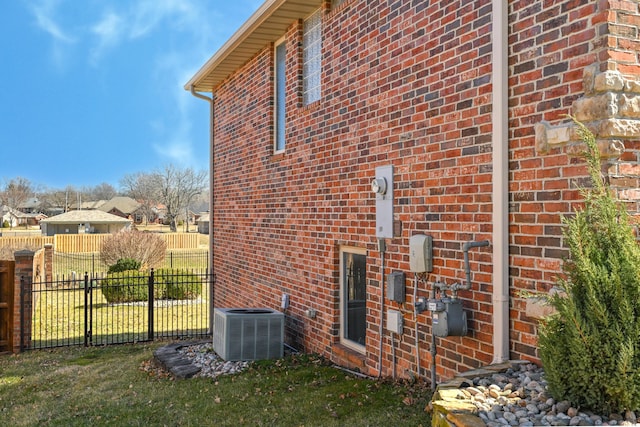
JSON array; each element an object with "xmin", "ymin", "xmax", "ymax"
[
  {"xmin": 129, "ymin": 0, "xmax": 193, "ymax": 39},
  {"xmin": 28, "ymin": 0, "xmax": 75, "ymax": 43},
  {"xmin": 89, "ymin": 11, "xmax": 124, "ymax": 64},
  {"xmin": 26, "ymin": 0, "xmax": 76, "ymax": 69}
]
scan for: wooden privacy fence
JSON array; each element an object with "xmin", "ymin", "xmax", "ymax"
[
  {"xmin": 0, "ymin": 236, "xmax": 54, "ymax": 249},
  {"xmin": 0, "ymin": 233, "xmax": 200, "ymax": 253}
]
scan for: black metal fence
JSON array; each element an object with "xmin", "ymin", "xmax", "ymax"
[{"xmin": 24, "ymin": 269, "xmax": 211, "ymax": 350}]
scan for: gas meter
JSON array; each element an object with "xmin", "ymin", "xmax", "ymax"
[{"xmin": 430, "ymin": 297, "xmax": 467, "ymax": 337}]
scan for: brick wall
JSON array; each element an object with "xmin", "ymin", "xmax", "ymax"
[
  {"xmin": 510, "ymin": 0, "xmax": 640, "ymax": 363},
  {"xmin": 209, "ymin": 0, "xmax": 640, "ymax": 381}
]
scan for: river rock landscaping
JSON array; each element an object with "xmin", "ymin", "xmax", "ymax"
[{"xmin": 434, "ymin": 361, "xmax": 638, "ymax": 427}]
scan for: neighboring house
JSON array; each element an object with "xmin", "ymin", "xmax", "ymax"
[
  {"xmin": 98, "ymin": 196, "xmax": 143, "ymax": 223},
  {"xmin": 186, "ymin": 0, "xmax": 640, "ymax": 382},
  {"xmin": 39, "ymin": 210, "xmax": 132, "ymax": 236},
  {"xmin": 18, "ymin": 197, "xmax": 41, "ymax": 214},
  {"xmin": 0, "ymin": 205, "xmax": 20, "ymax": 228},
  {"xmin": 18, "ymin": 212, "xmax": 47, "ymax": 227},
  {"xmin": 196, "ymin": 213, "xmax": 209, "ymax": 235},
  {"xmin": 0, "ymin": 205, "xmax": 43, "ymax": 227}
]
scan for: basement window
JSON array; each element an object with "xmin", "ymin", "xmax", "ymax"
[{"xmin": 339, "ymin": 247, "xmax": 367, "ymax": 353}]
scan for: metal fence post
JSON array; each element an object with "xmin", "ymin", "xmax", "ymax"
[
  {"xmin": 148, "ymin": 269, "xmax": 154, "ymax": 341},
  {"xmin": 84, "ymin": 272, "xmax": 89, "ymax": 347}
]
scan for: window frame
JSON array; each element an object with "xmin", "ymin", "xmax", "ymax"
[
  {"xmin": 302, "ymin": 8, "xmax": 322, "ymax": 105},
  {"xmin": 339, "ymin": 246, "xmax": 367, "ymax": 354},
  {"xmin": 274, "ymin": 36, "xmax": 287, "ymax": 153}
]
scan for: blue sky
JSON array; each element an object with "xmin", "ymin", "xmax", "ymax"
[{"xmin": 0, "ymin": 0, "xmax": 262, "ymax": 190}]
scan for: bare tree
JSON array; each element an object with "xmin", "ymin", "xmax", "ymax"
[
  {"xmin": 38, "ymin": 185, "xmax": 76, "ymax": 214},
  {"xmin": 84, "ymin": 182, "xmax": 118, "ymax": 201},
  {"xmin": 155, "ymin": 165, "xmax": 207, "ymax": 232},
  {"xmin": 1, "ymin": 177, "xmax": 35, "ymax": 209},
  {"xmin": 120, "ymin": 172, "xmax": 161, "ymax": 225}
]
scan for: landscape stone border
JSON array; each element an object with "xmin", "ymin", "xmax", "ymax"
[
  {"xmin": 153, "ymin": 340, "xmax": 208, "ymax": 379},
  {"xmin": 429, "ymin": 360, "xmax": 531, "ymax": 427}
]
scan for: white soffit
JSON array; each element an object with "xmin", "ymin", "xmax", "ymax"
[{"xmin": 185, "ymin": 0, "xmax": 323, "ymax": 92}]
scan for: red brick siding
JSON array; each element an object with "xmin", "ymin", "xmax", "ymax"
[
  {"xmin": 209, "ymin": 0, "xmax": 640, "ymax": 380},
  {"xmin": 509, "ymin": 0, "xmax": 640, "ymax": 363}
]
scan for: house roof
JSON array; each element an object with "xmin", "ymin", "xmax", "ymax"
[
  {"xmin": 1, "ymin": 205, "xmax": 25, "ymax": 216},
  {"xmin": 19, "ymin": 197, "xmax": 40, "ymax": 209},
  {"xmin": 98, "ymin": 196, "xmax": 141, "ymax": 215},
  {"xmin": 184, "ymin": 0, "xmax": 323, "ymax": 92},
  {"xmin": 40, "ymin": 210, "xmax": 131, "ymax": 224},
  {"xmin": 74, "ymin": 200, "xmax": 106, "ymax": 210}
]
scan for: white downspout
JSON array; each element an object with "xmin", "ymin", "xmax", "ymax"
[
  {"xmin": 190, "ymin": 85, "xmax": 215, "ymax": 334},
  {"xmin": 491, "ymin": 0, "xmax": 510, "ymax": 364}
]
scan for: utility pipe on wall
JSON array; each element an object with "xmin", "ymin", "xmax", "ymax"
[
  {"xmin": 377, "ymin": 238, "xmax": 386, "ymax": 378},
  {"xmin": 189, "ymin": 85, "xmax": 216, "ymax": 334},
  {"xmin": 491, "ymin": 0, "xmax": 510, "ymax": 364}
]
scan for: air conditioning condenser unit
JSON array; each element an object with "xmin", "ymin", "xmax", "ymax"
[{"xmin": 213, "ymin": 308, "xmax": 284, "ymax": 361}]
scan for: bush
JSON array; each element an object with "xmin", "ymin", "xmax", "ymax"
[
  {"xmin": 1, "ymin": 220, "xmax": 9, "ymax": 228},
  {"xmin": 100, "ymin": 271, "xmax": 149, "ymax": 303},
  {"xmin": 538, "ymin": 120, "xmax": 640, "ymax": 415},
  {"xmin": 100, "ymin": 269, "xmax": 202, "ymax": 303},
  {"xmin": 100, "ymin": 229, "xmax": 166, "ymax": 269},
  {"xmin": 155, "ymin": 269, "xmax": 202, "ymax": 300},
  {"xmin": 107, "ymin": 258, "xmax": 142, "ymax": 273}
]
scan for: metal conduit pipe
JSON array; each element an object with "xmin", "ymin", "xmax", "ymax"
[
  {"xmin": 413, "ymin": 273, "xmax": 421, "ymax": 380},
  {"xmin": 377, "ymin": 238, "xmax": 386, "ymax": 378},
  {"xmin": 430, "ymin": 281, "xmax": 437, "ymax": 390},
  {"xmin": 189, "ymin": 85, "xmax": 215, "ymax": 334}
]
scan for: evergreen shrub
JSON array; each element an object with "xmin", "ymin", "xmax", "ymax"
[
  {"xmin": 539, "ymin": 120, "xmax": 640, "ymax": 415},
  {"xmin": 100, "ymin": 271, "xmax": 149, "ymax": 303},
  {"xmin": 100, "ymin": 269, "xmax": 202, "ymax": 303},
  {"xmin": 155, "ymin": 269, "xmax": 202, "ymax": 300},
  {"xmin": 107, "ymin": 258, "xmax": 141, "ymax": 273}
]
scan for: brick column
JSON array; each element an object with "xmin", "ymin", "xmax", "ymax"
[
  {"xmin": 44, "ymin": 244, "xmax": 53, "ymax": 284},
  {"xmin": 13, "ymin": 250, "xmax": 34, "ymax": 353}
]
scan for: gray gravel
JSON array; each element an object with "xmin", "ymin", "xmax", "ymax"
[
  {"xmin": 469, "ymin": 363, "xmax": 637, "ymax": 427},
  {"xmin": 177, "ymin": 342, "xmax": 249, "ymax": 379}
]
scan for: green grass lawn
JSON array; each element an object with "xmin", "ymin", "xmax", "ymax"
[
  {"xmin": 0, "ymin": 343, "xmax": 432, "ymax": 426},
  {"xmin": 31, "ymin": 283, "xmax": 209, "ymax": 348}
]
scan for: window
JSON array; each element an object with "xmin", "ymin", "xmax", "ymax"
[
  {"xmin": 303, "ymin": 9, "xmax": 322, "ymax": 105},
  {"xmin": 274, "ymin": 37, "xmax": 286, "ymax": 152},
  {"xmin": 340, "ymin": 247, "xmax": 367, "ymax": 352}
]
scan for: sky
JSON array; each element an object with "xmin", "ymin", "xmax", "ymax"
[{"xmin": 0, "ymin": 0, "xmax": 262, "ymax": 190}]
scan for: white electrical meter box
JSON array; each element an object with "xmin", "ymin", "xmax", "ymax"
[
  {"xmin": 386, "ymin": 309, "xmax": 403, "ymax": 334},
  {"xmin": 373, "ymin": 165, "xmax": 394, "ymax": 238},
  {"xmin": 409, "ymin": 234, "xmax": 433, "ymax": 273}
]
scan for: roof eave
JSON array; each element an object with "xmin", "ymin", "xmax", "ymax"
[{"xmin": 185, "ymin": 0, "xmax": 323, "ymax": 93}]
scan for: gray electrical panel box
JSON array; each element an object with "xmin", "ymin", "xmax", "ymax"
[
  {"xmin": 372, "ymin": 165, "xmax": 394, "ymax": 238},
  {"xmin": 409, "ymin": 234, "xmax": 433, "ymax": 273},
  {"xmin": 432, "ymin": 298, "xmax": 467, "ymax": 337},
  {"xmin": 387, "ymin": 271, "xmax": 406, "ymax": 303}
]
